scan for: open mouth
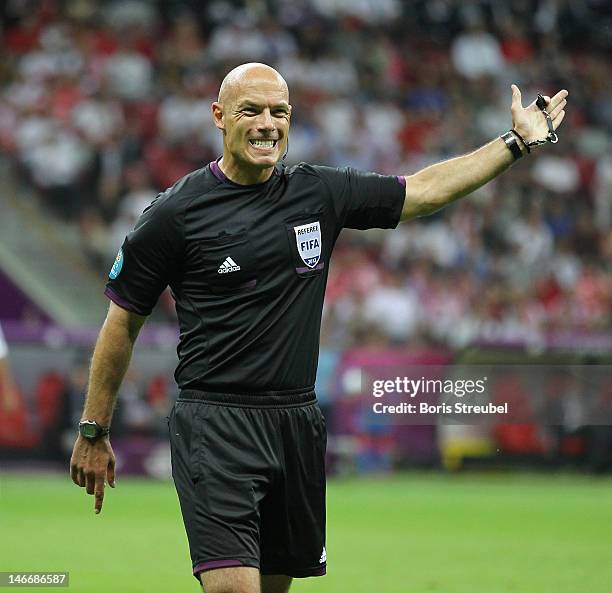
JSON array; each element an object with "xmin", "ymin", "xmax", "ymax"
[{"xmin": 249, "ymin": 139, "xmax": 277, "ymax": 149}]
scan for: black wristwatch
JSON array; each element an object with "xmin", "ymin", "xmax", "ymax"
[{"xmin": 78, "ymin": 420, "xmax": 110, "ymax": 441}]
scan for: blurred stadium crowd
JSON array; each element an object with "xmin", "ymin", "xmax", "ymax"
[{"xmin": 0, "ymin": 0, "xmax": 610, "ymax": 351}]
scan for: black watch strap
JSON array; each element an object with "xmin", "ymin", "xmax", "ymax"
[
  {"xmin": 79, "ymin": 420, "xmax": 110, "ymax": 440},
  {"xmin": 501, "ymin": 130, "xmax": 524, "ymax": 161}
]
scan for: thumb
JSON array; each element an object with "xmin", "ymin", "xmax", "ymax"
[{"xmin": 511, "ymin": 84, "xmax": 522, "ymax": 112}]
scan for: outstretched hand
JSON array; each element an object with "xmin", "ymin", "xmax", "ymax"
[{"xmin": 511, "ymin": 85, "xmax": 568, "ymax": 148}]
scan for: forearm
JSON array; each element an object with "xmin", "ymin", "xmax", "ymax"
[
  {"xmin": 401, "ymin": 136, "xmax": 518, "ymax": 220},
  {"xmin": 82, "ymin": 305, "xmax": 144, "ymax": 426}
]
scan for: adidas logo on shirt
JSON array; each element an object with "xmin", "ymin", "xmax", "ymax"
[{"xmin": 218, "ymin": 256, "xmax": 241, "ymax": 274}]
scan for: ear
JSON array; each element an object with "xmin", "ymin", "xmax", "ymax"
[{"xmin": 211, "ymin": 102, "xmax": 224, "ymax": 131}]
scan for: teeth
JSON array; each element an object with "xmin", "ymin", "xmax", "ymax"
[{"xmin": 250, "ymin": 140, "xmax": 275, "ymax": 148}]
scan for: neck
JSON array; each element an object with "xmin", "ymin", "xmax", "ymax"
[{"xmin": 218, "ymin": 156, "xmax": 275, "ymax": 185}]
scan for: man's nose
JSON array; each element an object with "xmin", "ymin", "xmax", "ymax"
[{"xmin": 257, "ymin": 109, "xmax": 275, "ymax": 131}]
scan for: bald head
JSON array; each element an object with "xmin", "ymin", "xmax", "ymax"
[
  {"xmin": 218, "ymin": 63, "xmax": 289, "ymax": 107},
  {"xmin": 212, "ymin": 63, "xmax": 291, "ymax": 184}
]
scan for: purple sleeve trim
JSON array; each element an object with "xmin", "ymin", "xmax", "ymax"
[
  {"xmin": 396, "ymin": 175, "xmax": 406, "ymax": 187},
  {"xmin": 295, "ymin": 262, "xmax": 326, "ymax": 274},
  {"xmin": 210, "ymin": 159, "xmax": 227, "ymax": 182},
  {"xmin": 193, "ymin": 559, "xmax": 245, "ymax": 574},
  {"xmin": 104, "ymin": 287, "xmax": 149, "ymax": 316}
]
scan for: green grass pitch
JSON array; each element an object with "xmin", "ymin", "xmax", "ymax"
[{"xmin": 1, "ymin": 472, "xmax": 611, "ymax": 593}]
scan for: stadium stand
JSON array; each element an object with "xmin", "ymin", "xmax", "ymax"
[
  {"xmin": 1, "ymin": 0, "xmax": 609, "ymax": 345},
  {"xmin": 0, "ymin": 0, "xmax": 610, "ymax": 471}
]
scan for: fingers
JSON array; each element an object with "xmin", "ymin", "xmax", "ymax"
[
  {"xmin": 72, "ymin": 463, "xmax": 108, "ymax": 513},
  {"xmin": 549, "ymin": 99, "xmax": 567, "ymax": 120},
  {"xmin": 511, "ymin": 84, "xmax": 523, "ymax": 114},
  {"xmin": 70, "ymin": 462, "xmax": 80, "ymax": 486},
  {"xmin": 94, "ymin": 473, "xmax": 106, "ymax": 514},
  {"xmin": 107, "ymin": 456, "xmax": 116, "ymax": 489},
  {"xmin": 70, "ymin": 455, "xmax": 85, "ymax": 487},
  {"xmin": 549, "ymin": 89, "xmax": 569, "ymax": 110},
  {"xmin": 552, "ymin": 110, "xmax": 566, "ymax": 130},
  {"xmin": 511, "ymin": 86, "xmax": 568, "ymax": 112},
  {"xmin": 70, "ymin": 438, "xmax": 114, "ymax": 513},
  {"xmin": 86, "ymin": 471, "xmax": 96, "ymax": 495}
]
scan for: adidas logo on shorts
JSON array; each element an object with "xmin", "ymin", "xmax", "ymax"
[
  {"xmin": 218, "ymin": 256, "xmax": 241, "ymax": 274},
  {"xmin": 319, "ymin": 547, "xmax": 326, "ymax": 563}
]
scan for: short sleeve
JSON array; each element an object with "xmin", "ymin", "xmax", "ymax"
[
  {"xmin": 314, "ymin": 166, "xmax": 405, "ymax": 230},
  {"xmin": 105, "ymin": 192, "xmax": 184, "ymax": 316}
]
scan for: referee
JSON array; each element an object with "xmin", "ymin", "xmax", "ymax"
[{"xmin": 70, "ymin": 63, "xmax": 568, "ymax": 593}]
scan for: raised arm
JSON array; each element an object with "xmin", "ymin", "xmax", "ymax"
[
  {"xmin": 401, "ymin": 85, "xmax": 568, "ymax": 221},
  {"xmin": 70, "ymin": 301, "xmax": 146, "ymax": 514}
]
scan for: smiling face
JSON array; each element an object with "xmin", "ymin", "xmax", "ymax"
[{"xmin": 212, "ymin": 63, "xmax": 291, "ymax": 185}]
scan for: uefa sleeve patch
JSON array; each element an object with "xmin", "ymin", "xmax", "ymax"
[{"xmin": 109, "ymin": 248, "xmax": 124, "ymax": 279}]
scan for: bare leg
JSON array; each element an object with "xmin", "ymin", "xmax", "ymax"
[
  {"xmin": 200, "ymin": 566, "xmax": 261, "ymax": 593},
  {"xmin": 261, "ymin": 575, "xmax": 292, "ymax": 593}
]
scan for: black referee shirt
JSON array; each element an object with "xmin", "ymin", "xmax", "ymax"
[{"xmin": 105, "ymin": 161, "xmax": 405, "ymax": 393}]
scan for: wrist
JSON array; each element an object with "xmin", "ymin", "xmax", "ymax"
[
  {"xmin": 501, "ymin": 130, "xmax": 527, "ymax": 161},
  {"xmin": 78, "ymin": 419, "xmax": 110, "ymax": 441},
  {"xmin": 510, "ymin": 128, "xmax": 533, "ymax": 155}
]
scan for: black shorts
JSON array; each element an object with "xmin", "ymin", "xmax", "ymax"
[{"xmin": 167, "ymin": 389, "xmax": 327, "ymax": 581}]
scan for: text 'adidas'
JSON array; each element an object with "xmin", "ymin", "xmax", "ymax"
[{"xmin": 218, "ymin": 256, "xmax": 241, "ymax": 274}]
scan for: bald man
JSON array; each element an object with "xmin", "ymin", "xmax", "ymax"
[{"xmin": 70, "ymin": 63, "xmax": 568, "ymax": 593}]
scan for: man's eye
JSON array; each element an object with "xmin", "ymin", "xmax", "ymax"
[{"xmin": 242, "ymin": 109, "xmax": 257, "ymax": 115}]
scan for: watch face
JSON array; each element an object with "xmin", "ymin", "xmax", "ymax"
[{"xmin": 81, "ymin": 424, "xmax": 98, "ymax": 438}]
